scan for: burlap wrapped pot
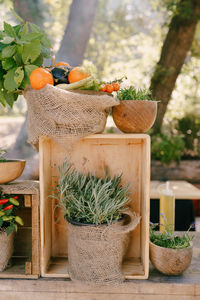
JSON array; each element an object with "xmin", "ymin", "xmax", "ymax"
[
  {"xmin": 0, "ymin": 229, "xmax": 14, "ymax": 271},
  {"xmin": 67, "ymin": 209, "xmax": 140, "ymax": 284},
  {"xmin": 24, "ymin": 85, "xmax": 119, "ymax": 152}
]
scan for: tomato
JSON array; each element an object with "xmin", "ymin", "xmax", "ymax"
[
  {"xmin": 105, "ymin": 84, "xmax": 114, "ymax": 93},
  {"xmin": 112, "ymin": 82, "xmax": 120, "ymax": 91}
]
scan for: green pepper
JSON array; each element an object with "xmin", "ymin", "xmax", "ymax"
[
  {"xmin": 2, "ymin": 216, "xmax": 13, "ymax": 221},
  {"xmin": 15, "ymin": 216, "xmax": 24, "ymax": 226},
  {"xmin": 0, "ymin": 211, "xmax": 5, "ymax": 217},
  {"xmin": 9, "ymin": 197, "xmax": 19, "ymax": 206}
]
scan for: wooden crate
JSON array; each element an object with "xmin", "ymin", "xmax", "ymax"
[
  {"xmin": 0, "ymin": 180, "xmax": 40, "ymax": 278},
  {"xmin": 40, "ymin": 134, "xmax": 150, "ymax": 279}
]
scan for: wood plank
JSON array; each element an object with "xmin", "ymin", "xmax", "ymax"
[
  {"xmin": 0, "ymin": 180, "xmax": 39, "ymax": 195},
  {"xmin": 150, "ymin": 181, "xmax": 200, "ymax": 199},
  {"xmin": 24, "ymin": 195, "xmax": 32, "ymax": 207},
  {"xmin": 32, "ymin": 194, "xmax": 40, "ymax": 275},
  {"xmin": 25, "ymin": 261, "xmax": 32, "ymax": 275}
]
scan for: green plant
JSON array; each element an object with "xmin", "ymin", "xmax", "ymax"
[
  {"xmin": 150, "ymin": 223, "xmax": 193, "ymax": 249},
  {"xmin": 53, "ymin": 160, "xmax": 130, "ymax": 225},
  {"xmin": 0, "ymin": 191, "xmax": 24, "ymax": 235},
  {"xmin": 176, "ymin": 114, "xmax": 200, "ymax": 157},
  {"xmin": 0, "ymin": 11, "xmax": 51, "ymax": 107},
  {"xmin": 0, "ymin": 148, "xmax": 7, "ymax": 162},
  {"xmin": 151, "ymin": 133, "xmax": 185, "ymax": 164},
  {"xmin": 116, "ymin": 86, "xmax": 155, "ymax": 101}
]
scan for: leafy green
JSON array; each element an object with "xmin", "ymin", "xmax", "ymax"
[
  {"xmin": 53, "ymin": 160, "xmax": 130, "ymax": 225},
  {"xmin": 0, "ymin": 17, "xmax": 52, "ymax": 107},
  {"xmin": 117, "ymin": 86, "xmax": 155, "ymax": 101},
  {"xmin": 150, "ymin": 223, "xmax": 193, "ymax": 249}
]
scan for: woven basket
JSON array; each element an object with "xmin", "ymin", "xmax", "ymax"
[
  {"xmin": 0, "ymin": 230, "xmax": 14, "ymax": 271},
  {"xmin": 67, "ymin": 209, "xmax": 140, "ymax": 284},
  {"xmin": 150, "ymin": 241, "xmax": 193, "ymax": 275}
]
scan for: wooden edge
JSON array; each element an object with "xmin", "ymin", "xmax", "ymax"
[
  {"xmin": 25, "ymin": 261, "xmax": 32, "ymax": 275},
  {"xmin": 24, "ymin": 195, "xmax": 32, "ymax": 207},
  {"xmin": 32, "ymin": 194, "xmax": 40, "ymax": 276}
]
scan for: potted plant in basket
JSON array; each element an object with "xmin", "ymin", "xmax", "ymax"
[
  {"xmin": 149, "ymin": 223, "xmax": 193, "ymax": 275},
  {"xmin": 112, "ymin": 86, "xmax": 158, "ymax": 133},
  {"xmin": 0, "ymin": 191, "xmax": 24, "ymax": 271},
  {"xmin": 0, "ymin": 148, "xmax": 26, "ymax": 184},
  {"xmin": 53, "ymin": 160, "xmax": 140, "ymax": 284}
]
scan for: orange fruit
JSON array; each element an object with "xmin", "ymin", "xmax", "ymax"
[
  {"xmin": 55, "ymin": 61, "xmax": 70, "ymax": 67},
  {"xmin": 112, "ymin": 82, "xmax": 120, "ymax": 91},
  {"xmin": 29, "ymin": 68, "xmax": 54, "ymax": 90},
  {"xmin": 105, "ymin": 84, "xmax": 114, "ymax": 93},
  {"xmin": 100, "ymin": 85, "xmax": 106, "ymax": 92},
  {"xmin": 68, "ymin": 67, "xmax": 88, "ymax": 83}
]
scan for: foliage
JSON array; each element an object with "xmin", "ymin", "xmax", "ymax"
[
  {"xmin": 150, "ymin": 223, "xmax": 193, "ymax": 249},
  {"xmin": 151, "ymin": 132, "xmax": 185, "ymax": 164},
  {"xmin": 0, "ymin": 14, "xmax": 51, "ymax": 107},
  {"xmin": 53, "ymin": 160, "xmax": 130, "ymax": 225},
  {"xmin": 0, "ymin": 148, "xmax": 7, "ymax": 162},
  {"xmin": 176, "ymin": 114, "xmax": 200, "ymax": 157},
  {"xmin": 0, "ymin": 191, "xmax": 24, "ymax": 235},
  {"xmin": 117, "ymin": 86, "xmax": 155, "ymax": 101}
]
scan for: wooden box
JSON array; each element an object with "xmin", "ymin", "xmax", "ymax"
[
  {"xmin": 0, "ymin": 180, "xmax": 40, "ymax": 278},
  {"xmin": 40, "ymin": 134, "xmax": 150, "ymax": 279}
]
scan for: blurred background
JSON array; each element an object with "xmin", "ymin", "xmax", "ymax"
[{"xmin": 0, "ymin": 0, "xmax": 199, "ymax": 181}]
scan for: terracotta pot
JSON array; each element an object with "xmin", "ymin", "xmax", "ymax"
[
  {"xmin": 0, "ymin": 230, "xmax": 14, "ymax": 271},
  {"xmin": 150, "ymin": 241, "xmax": 193, "ymax": 275},
  {"xmin": 112, "ymin": 100, "xmax": 157, "ymax": 133},
  {"xmin": 0, "ymin": 160, "xmax": 26, "ymax": 184}
]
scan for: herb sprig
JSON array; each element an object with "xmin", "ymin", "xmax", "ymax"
[{"xmin": 117, "ymin": 86, "xmax": 155, "ymax": 101}]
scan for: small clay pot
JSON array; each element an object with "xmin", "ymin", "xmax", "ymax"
[
  {"xmin": 150, "ymin": 241, "xmax": 193, "ymax": 275},
  {"xmin": 112, "ymin": 100, "xmax": 157, "ymax": 133}
]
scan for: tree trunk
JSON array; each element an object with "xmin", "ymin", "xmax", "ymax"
[
  {"xmin": 56, "ymin": 0, "xmax": 98, "ymax": 66},
  {"xmin": 150, "ymin": 0, "xmax": 200, "ymax": 132},
  {"xmin": 14, "ymin": 0, "xmax": 43, "ymax": 27}
]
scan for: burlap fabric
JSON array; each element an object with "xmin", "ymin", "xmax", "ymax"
[
  {"xmin": 0, "ymin": 229, "xmax": 14, "ymax": 271},
  {"xmin": 67, "ymin": 209, "xmax": 140, "ymax": 284},
  {"xmin": 24, "ymin": 85, "xmax": 119, "ymax": 151}
]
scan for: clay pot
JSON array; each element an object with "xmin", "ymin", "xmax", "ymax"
[
  {"xmin": 0, "ymin": 160, "xmax": 26, "ymax": 184},
  {"xmin": 112, "ymin": 100, "xmax": 157, "ymax": 133},
  {"xmin": 150, "ymin": 241, "xmax": 193, "ymax": 275}
]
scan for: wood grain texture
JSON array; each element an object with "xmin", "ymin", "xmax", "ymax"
[
  {"xmin": 112, "ymin": 101, "xmax": 157, "ymax": 133},
  {"xmin": 39, "ymin": 134, "xmax": 150, "ymax": 279}
]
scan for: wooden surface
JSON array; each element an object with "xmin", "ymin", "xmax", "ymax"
[
  {"xmin": 39, "ymin": 134, "xmax": 150, "ymax": 279},
  {"xmin": 0, "ymin": 233, "xmax": 199, "ymax": 300},
  {"xmin": 150, "ymin": 180, "xmax": 200, "ymax": 199},
  {"xmin": 0, "ymin": 181, "xmax": 40, "ymax": 278}
]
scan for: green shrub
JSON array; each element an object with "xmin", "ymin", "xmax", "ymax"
[
  {"xmin": 151, "ymin": 133, "xmax": 185, "ymax": 164},
  {"xmin": 53, "ymin": 160, "xmax": 130, "ymax": 225},
  {"xmin": 117, "ymin": 86, "xmax": 155, "ymax": 101}
]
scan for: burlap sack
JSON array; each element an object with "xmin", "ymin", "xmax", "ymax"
[
  {"xmin": 24, "ymin": 85, "xmax": 119, "ymax": 151},
  {"xmin": 0, "ymin": 229, "xmax": 14, "ymax": 271},
  {"xmin": 67, "ymin": 209, "xmax": 140, "ymax": 284}
]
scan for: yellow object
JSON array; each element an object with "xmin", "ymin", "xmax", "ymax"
[{"xmin": 159, "ymin": 181, "xmax": 175, "ymax": 233}]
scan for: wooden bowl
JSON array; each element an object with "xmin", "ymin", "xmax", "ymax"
[
  {"xmin": 112, "ymin": 100, "xmax": 157, "ymax": 133},
  {"xmin": 150, "ymin": 241, "xmax": 193, "ymax": 275},
  {"xmin": 0, "ymin": 160, "xmax": 26, "ymax": 184}
]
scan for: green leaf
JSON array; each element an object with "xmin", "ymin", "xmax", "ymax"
[
  {"xmin": 21, "ymin": 32, "xmax": 43, "ymax": 42},
  {"xmin": 19, "ymin": 23, "xmax": 29, "ymax": 37},
  {"xmin": 41, "ymin": 45, "xmax": 51, "ymax": 58},
  {"xmin": 22, "ymin": 40, "xmax": 41, "ymax": 63},
  {"xmin": 2, "ymin": 58, "xmax": 15, "ymax": 70},
  {"xmin": 13, "ymin": 25, "xmax": 21, "ymax": 35},
  {"xmin": 32, "ymin": 54, "xmax": 43, "ymax": 67},
  {"xmin": 24, "ymin": 64, "xmax": 38, "ymax": 76},
  {"xmin": 41, "ymin": 35, "xmax": 51, "ymax": 48},
  {"xmin": 0, "ymin": 31, "xmax": 4, "ymax": 40},
  {"xmin": 2, "ymin": 45, "xmax": 17, "ymax": 58},
  {"xmin": 3, "ymin": 91, "xmax": 18, "ymax": 107},
  {"xmin": 29, "ymin": 22, "xmax": 43, "ymax": 33},
  {"xmin": 4, "ymin": 22, "xmax": 16, "ymax": 38},
  {"xmin": 14, "ymin": 67, "xmax": 24, "ymax": 86},
  {"xmin": 2, "ymin": 36, "xmax": 14, "ymax": 44},
  {"xmin": 6, "ymin": 224, "xmax": 14, "ymax": 236},
  {"xmin": 0, "ymin": 218, "xmax": 3, "ymax": 228},
  {"xmin": 0, "ymin": 91, "xmax": 6, "ymax": 107},
  {"xmin": 4, "ymin": 68, "xmax": 18, "ymax": 91},
  {"xmin": 0, "ymin": 42, "xmax": 7, "ymax": 51}
]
